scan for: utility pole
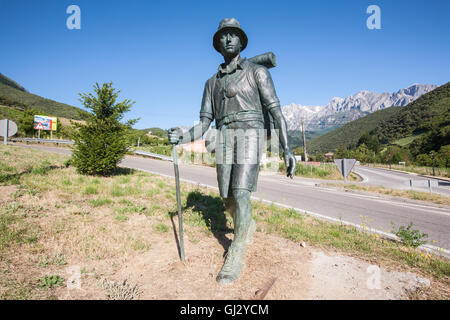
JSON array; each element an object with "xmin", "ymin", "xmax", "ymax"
[
  {"xmin": 431, "ymin": 151, "xmax": 435, "ymax": 176},
  {"xmin": 301, "ymin": 120, "xmax": 308, "ymax": 164}
]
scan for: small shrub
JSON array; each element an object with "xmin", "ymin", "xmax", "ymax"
[
  {"xmin": 71, "ymin": 82, "xmax": 137, "ymax": 176},
  {"xmin": 392, "ymin": 222, "xmax": 428, "ymax": 248},
  {"xmin": 38, "ymin": 275, "xmax": 64, "ymax": 289},
  {"xmin": 38, "ymin": 253, "xmax": 67, "ymax": 267}
]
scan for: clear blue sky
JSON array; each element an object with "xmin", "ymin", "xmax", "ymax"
[{"xmin": 1, "ymin": 0, "xmax": 449, "ymax": 129}]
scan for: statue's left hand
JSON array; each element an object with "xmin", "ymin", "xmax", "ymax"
[{"xmin": 284, "ymin": 149, "xmax": 296, "ymax": 179}]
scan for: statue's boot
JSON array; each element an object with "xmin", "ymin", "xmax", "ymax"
[{"xmin": 216, "ymin": 243, "xmax": 246, "ymax": 284}]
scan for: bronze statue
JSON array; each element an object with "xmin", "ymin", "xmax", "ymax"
[{"xmin": 169, "ymin": 18, "xmax": 296, "ymax": 284}]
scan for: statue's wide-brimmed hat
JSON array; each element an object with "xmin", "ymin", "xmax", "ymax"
[{"xmin": 213, "ymin": 18, "xmax": 248, "ymax": 53}]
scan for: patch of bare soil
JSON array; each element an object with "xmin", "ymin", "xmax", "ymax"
[
  {"xmin": 0, "ymin": 185, "xmax": 18, "ymax": 202},
  {"xmin": 307, "ymin": 251, "xmax": 430, "ymax": 300},
  {"xmin": 56, "ymin": 228, "xmax": 430, "ymax": 300}
]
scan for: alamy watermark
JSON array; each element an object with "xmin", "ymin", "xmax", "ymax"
[
  {"xmin": 366, "ymin": 5, "xmax": 381, "ymax": 30},
  {"xmin": 366, "ymin": 265, "xmax": 381, "ymax": 289},
  {"xmin": 66, "ymin": 265, "xmax": 81, "ymax": 290},
  {"xmin": 66, "ymin": 5, "xmax": 81, "ymax": 30},
  {"xmin": 176, "ymin": 125, "xmax": 282, "ymax": 171}
]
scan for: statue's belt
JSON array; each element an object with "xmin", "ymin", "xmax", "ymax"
[{"xmin": 216, "ymin": 111, "xmax": 264, "ymax": 128}]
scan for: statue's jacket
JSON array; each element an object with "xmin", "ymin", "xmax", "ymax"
[
  {"xmin": 199, "ymin": 57, "xmax": 282, "ymax": 197},
  {"xmin": 200, "ymin": 57, "xmax": 280, "ymax": 128}
]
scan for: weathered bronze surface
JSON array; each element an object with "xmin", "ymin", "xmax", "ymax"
[{"xmin": 169, "ymin": 18, "xmax": 296, "ymax": 284}]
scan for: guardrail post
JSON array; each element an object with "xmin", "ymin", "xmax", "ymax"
[{"xmin": 428, "ymin": 180, "xmax": 432, "ymax": 193}]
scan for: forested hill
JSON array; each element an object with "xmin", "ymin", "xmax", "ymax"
[
  {"xmin": 308, "ymin": 82, "xmax": 449, "ymax": 154},
  {"xmin": 0, "ymin": 73, "xmax": 89, "ymax": 120},
  {"xmin": 308, "ymin": 106, "xmax": 402, "ymax": 154},
  {"xmin": 371, "ymin": 82, "xmax": 450, "ymax": 144}
]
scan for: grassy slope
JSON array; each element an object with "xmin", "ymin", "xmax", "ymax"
[
  {"xmin": 0, "ymin": 145, "xmax": 449, "ymax": 299},
  {"xmin": 308, "ymin": 106, "xmax": 402, "ymax": 153},
  {"xmin": 308, "ymin": 82, "xmax": 450, "ymax": 154},
  {"xmin": 393, "ymin": 134, "xmax": 425, "ymax": 147},
  {"xmin": 0, "ymin": 73, "xmax": 89, "ymax": 120},
  {"xmin": 372, "ymin": 82, "xmax": 450, "ymax": 143},
  {"xmin": 0, "ymin": 105, "xmax": 24, "ymax": 122}
]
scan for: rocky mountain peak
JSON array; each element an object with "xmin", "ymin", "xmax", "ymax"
[{"xmin": 282, "ymin": 84, "xmax": 438, "ymax": 131}]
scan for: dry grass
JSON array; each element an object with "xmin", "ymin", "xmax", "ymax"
[
  {"xmin": 0, "ymin": 144, "xmax": 449, "ymax": 299},
  {"xmin": 100, "ymin": 279, "xmax": 141, "ymax": 300},
  {"xmin": 325, "ymin": 183, "xmax": 450, "ymax": 206}
]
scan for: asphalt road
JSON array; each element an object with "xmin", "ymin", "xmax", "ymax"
[
  {"xmin": 8, "ymin": 143, "xmax": 450, "ymax": 254},
  {"xmin": 353, "ymin": 165, "xmax": 450, "ymax": 196}
]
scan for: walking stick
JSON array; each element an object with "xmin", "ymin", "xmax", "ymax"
[{"xmin": 172, "ymin": 144, "xmax": 185, "ymax": 261}]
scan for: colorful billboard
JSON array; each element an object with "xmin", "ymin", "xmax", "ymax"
[{"xmin": 34, "ymin": 115, "xmax": 57, "ymax": 131}]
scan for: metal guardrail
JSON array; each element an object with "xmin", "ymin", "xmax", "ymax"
[
  {"xmin": 132, "ymin": 150, "xmax": 172, "ymax": 162},
  {"xmin": 11, "ymin": 138, "xmax": 74, "ymax": 145},
  {"xmin": 11, "ymin": 138, "xmax": 173, "ymax": 162}
]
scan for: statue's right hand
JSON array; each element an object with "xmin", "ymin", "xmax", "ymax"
[{"xmin": 168, "ymin": 127, "xmax": 182, "ymax": 145}]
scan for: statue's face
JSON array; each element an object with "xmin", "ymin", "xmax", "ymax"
[{"xmin": 218, "ymin": 30, "xmax": 242, "ymax": 57}]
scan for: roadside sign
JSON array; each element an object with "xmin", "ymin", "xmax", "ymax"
[
  {"xmin": 334, "ymin": 158, "xmax": 357, "ymax": 183},
  {"xmin": 0, "ymin": 119, "xmax": 18, "ymax": 145},
  {"xmin": 0, "ymin": 119, "xmax": 18, "ymax": 137},
  {"xmin": 33, "ymin": 115, "xmax": 57, "ymax": 131},
  {"xmin": 34, "ymin": 122, "xmax": 45, "ymax": 130}
]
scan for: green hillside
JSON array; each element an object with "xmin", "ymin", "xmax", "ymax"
[
  {"xmin": 308, "ymin": 106, "xmax": 402, "ymax": 154},
  {"xmin": 0, "ymin": 72, "xmax": 27, "ymax": 92},
  {"xmin": 372, "ymin": 82, "xmax": 450, "ymax": 144},
  {"xmin": 0, "ymin": 73, "xmax": 89, "ymax": 121},
  {"xmin": 139, "ymin": 127, "xmax": 168, "ymax": 137},
  {"xmin": 308, "ymin": 82, "xmax": 450, "ymax": 155},
  {"xmin": 288, "ymin": 126, "xmax": 339, "ymax": 150}
]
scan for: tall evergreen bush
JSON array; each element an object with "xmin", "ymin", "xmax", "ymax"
[{"xmin": 71, "ymin": 82, "xmax": 137, "ymax": 175}]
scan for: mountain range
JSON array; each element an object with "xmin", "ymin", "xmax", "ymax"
[
  {"xmin": 282, "ymin": 84, "xmax": 438, "ymax": 132},
  {"xmin": 307, "ymin": 82, "xmax": 449, "ymax": 154}
]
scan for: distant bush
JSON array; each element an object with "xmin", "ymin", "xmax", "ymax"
[{"xmin": 71, "ymin": 83, "xmax": 137, "ymax": 176}]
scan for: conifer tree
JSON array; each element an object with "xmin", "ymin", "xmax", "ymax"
[{"xmin": 71, "ymin": 82, "xmax": 137, "ymax": 175}]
